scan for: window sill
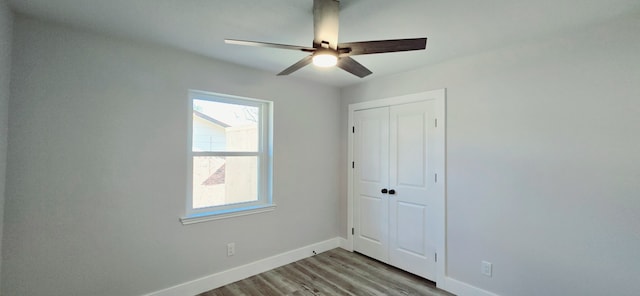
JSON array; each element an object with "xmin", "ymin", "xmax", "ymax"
[{"xmin": 180, "ymin": 204, "xmax": 277, "ymax": 225}]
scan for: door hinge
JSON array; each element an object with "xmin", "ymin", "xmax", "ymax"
[
  {"xmin": 352, "ymin": 228, "xmax": 354, "ymax": 235},
  {"xmin": 352, "ymin": 161, "xmax": 355, "ymax": 169},
  {"xmin": 352, "ymin": 126, "xmax": 355, "ymax": 133},
  {"xmin": 435, "ymin": 252, "xmax": 438, "ymax": 262}
]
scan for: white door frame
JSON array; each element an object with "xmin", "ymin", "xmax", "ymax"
[{"xmin": 347, "ymin": 89, "xmax": 447, "ymax": 287}]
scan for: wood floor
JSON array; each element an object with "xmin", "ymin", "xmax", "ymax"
[{"xmin": 198, "ymin": 248, "xmax": 454, "ymax": 296}]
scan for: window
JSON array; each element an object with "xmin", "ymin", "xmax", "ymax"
[{"xmin": 182, "ymin": 90, "xmax": 273, "ymax": 224}]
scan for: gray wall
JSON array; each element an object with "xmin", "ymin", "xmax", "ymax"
[
  {"xmin": 340, "ymin": 14, "xmax": 640, "ymax": 296},
  {"xmin": 0, "ymin": 0, "xmax": 13, "ymax": 291},
  {"xmin": 3, "ymin": 17, "xmax": 341, "ymax": 296},
  {"xmin": 4, "ymin": 7, "xmax": 640, "ymax": 296}
]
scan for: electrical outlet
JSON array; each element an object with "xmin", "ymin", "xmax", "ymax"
[
  {"xmin": 227, "ymin": 243, "xmax": 235, "ymax": 257},
  {"xmin": 481, "ymin": 261, "xmax": 492, "ymax": 277}
]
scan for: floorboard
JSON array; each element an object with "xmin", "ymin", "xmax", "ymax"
[{"xmin": 198, "ymin": 248, "xmax": 454, "ymax": 296}]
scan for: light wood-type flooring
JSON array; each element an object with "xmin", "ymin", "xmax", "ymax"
[{"xmin": 198, "ymin": 248, "xmax": 454, "ymax": 296}]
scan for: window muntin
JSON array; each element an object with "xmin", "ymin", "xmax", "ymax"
[{"xmin": 186, "ymin": 90, "xmax": 272, "ymax": 219}]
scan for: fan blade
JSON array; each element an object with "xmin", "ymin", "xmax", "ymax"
[
  {"xmin": 277, "ymin": 55, "xmax": 314, "ymax": 76},
  {"xmin": 313, "ymin": 0, "xmax": 339, "ymax": 49},
  {"xmin": 225, "ymin": 39, "xmax": 315, "ymax": 52},
  {"xmin": 337, "ymin": 57, "xmax": 372, "ymax": 78},
  {"xmin": 338, "ymin": 38, "xmax": 427, "ymax": 55}
]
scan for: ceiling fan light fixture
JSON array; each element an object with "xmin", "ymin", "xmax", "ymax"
[
  {"xmin": 225, "ymin": 0, "xmax": 427, "ymax": 78},
  {"xmin": 312, "ymin": 51, "xmax": 338, "ymax": 67}
]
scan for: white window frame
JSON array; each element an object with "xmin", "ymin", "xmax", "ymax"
[{"xmin": 181, "ymin": 90, "xmax": 274, "ymax": 225}]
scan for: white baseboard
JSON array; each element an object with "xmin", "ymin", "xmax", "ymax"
[
  {"xmin": 444, "ymin": 277, "xmax": 500, "ymax": 296},
  {"xmin": 145, "ymin": 236, "xmax": 499, "ymax": 296},
  {"xmin": 337, "ymin": 237, "xmax": 349, "ymax": 250},
  {"xmin": 144, "ymin": 238, "xmax": 341, "ymax": 296}
]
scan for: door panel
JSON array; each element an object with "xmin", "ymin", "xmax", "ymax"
[
  {"xmin": 389, "ymin": 101, "xmax": 436, "ymax": 279},
  {"xmin": 359, "ymin": 196, "xmax": 385, "ymax": 242},
  {"xmin": 396, "ymin": 201, "xmax": 426, "ymax": 256},
  {"xmin": 353, "ymin": 107, "xmax": 389, "ymax": 262},
  {"xmin": 396, "ymin": 113, "xmax": 426, "ymax": 187},
  {"xmin": 360, "ymin": 118, "xmax": 384, "ymax": 183}
]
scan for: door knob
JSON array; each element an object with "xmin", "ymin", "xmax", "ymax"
[
  {"xmin": 381, "ymin": 188, "xmax": 388, "ymax": 194},
  {"xmin": 388, "ymin": 189, "xmax": 396, "ymax": 195}
]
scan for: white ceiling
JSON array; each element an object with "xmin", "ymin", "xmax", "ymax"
[{"xmin": 7, "ymin": 0, "xmax": 640, "ymax": 87}]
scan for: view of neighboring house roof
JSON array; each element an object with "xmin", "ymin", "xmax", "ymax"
[
  {"xmin": 202, "ymin": 164, "xmax": 225, "ymax": 186},
  {"xmin": 193, "ymin": 110, "xmax": 231, "ymax": 128}
]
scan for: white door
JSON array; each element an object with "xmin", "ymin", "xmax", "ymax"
[
  {"xmin": 388, "ymin": 100, "xmax": 437, "ymax": 279},
  {"xmin": 353, "ymin": 107, "xmax": 390, "ymax": 262},
  {"xmin": 353, "ymin": 100, "xmax": 438, "ymax": 280}
]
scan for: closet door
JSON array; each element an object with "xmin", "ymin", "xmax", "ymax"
[
  {"xmin": 389, "ymin": 100, "xmax": 437, "ymax": 280},
  {"xmin": 353, "ymin": 100, "xmax": 437, "ymax": 281},
  {"xmin": 353, "ymin": 107, "xmax": 390, "ymax": 262}
]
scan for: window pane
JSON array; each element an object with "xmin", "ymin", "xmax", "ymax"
[
  {"xmin": 192, "ymin": 156, "xmax": 258, "ymax": 209},
  {"xmin": 192, "ymin": 99, "xmax": 259, "ymax": 152}
]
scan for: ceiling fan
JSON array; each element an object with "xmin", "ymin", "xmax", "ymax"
[{"xmin": 225, "ymin": 0, "xmax": 427, "ymax": 78}]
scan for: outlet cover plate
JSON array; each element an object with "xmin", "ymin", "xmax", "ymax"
[
  {"xmin": 227, "ymin": 243, "xmax": 235, "ymax": 257},
  {"xmin": 481, "ymin": 261, "xmax": 492, "ymax": 277}
]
